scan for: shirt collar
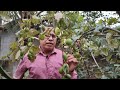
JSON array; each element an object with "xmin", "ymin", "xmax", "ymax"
[{"xmin": 39, "ymin": 46, "xmax": 57, "ymax": 56}]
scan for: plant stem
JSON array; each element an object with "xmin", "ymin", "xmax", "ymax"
[{"xmin": 91, "ymin": 52, "xmax": 104, "ymax": 74}]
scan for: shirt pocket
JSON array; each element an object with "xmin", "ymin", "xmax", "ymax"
[{"xmin": 29, "ymin": 66, "xmax": 46, "ymax": 79}]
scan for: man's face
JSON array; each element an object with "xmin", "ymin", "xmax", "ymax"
[{"xmin": 40, "ymin": 27, "xmax": 57, "ymax": 51}]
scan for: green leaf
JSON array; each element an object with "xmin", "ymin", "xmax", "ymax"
[
  {"xmin": 98, "ymin": 19, "xmax": 104, "ymax": 24},
  {"xmin": 107, "ymin": 17, "xmax": 118, "ymax": 25},
  {"xmin": 101, "ymin": 47, "xmax": 109, "ymax": 56},
  {"xmin": 29, "ymin": 45, "xmax": 40, "ymax": 55},
  {"xmin": 57, "ymin": 18, "xmax": 67, "ymax": 30},
  {"xmin": 94, "ymin": 37, "xmax": 101, "ymax": 47},
  {"xmin": 77, "ymin": 15, "xmax": 83, "ymax": 22},
  {"xmin": 83, "ymin": 25, "xmax": 89, "ymax": 31},
  {"xmin": 106, "ymin": 54, "xmax": 112, "ymax": 61},
  {"xmin": 18, "ymin": 37, "xmax": 24, "ymax": 43},
  {"xmin": 93, "ymin": 50, "xmax": 100, "ymax": 56},
  {"xmin": 9, "ymin": 42, "xmax": 18, "ymax": 51},
  {"xmin": 55, "ymin": 27, "xmax": 61, "ymax": 35},
  {"xmin": 61, "ymin": 30, "xmax": 69, "ymax": 37},
  {"xmin": 109, "ymin": 39, "xmax": 119, "ymax": 49},
  {"xmin": 39, "ymin": 34, "xmax": 45, "ymax": 40},
  {"xmin": 29, "ymin": 29, "xmax": 39, "ymax": 36},
  {"xmin": 72, "ymin": 35, "xmax": 80, "ymax": 42},
  {"xmin": 74, "ymin": 29, "xmax": 83, "ymax": 34},
  {"xmin": 31, "ymin": 18, "xmax": 40, "ymax": 25},
  {"xmin": 115, "ymin": 25, "xmax": 120, "ymax": 30},
  {"xmin": 106, "ymin": 33, "xmax": 113, "ymax": 44},
  {"xmin": 15, "ymin": 50, "xmax": 20, "ymax": 60},
  {"xmin": 1, "ymin": 56, "xmax": 7, "ymax": 60},
  {"xmin": 94, "ymin": 23, "xmax": 103, "ymax": 33},
  {"xmin": 100, "ymin": 38, "xmax": 108, "ymax": 46}
]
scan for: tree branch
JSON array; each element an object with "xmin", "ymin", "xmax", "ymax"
[
  {"xmin": 103, "ymin": 27, "xmax": 120, "ymax": 34},
  {"xmin": 0, "ymin": 66, "xmax": 12, "ymax": 79},
  {"xmin": 80, "ymin": 26, "xmax": 120, "ymax": 39},
  {"xmin": 90, "ymin": 34, "xmax": 120, "ymax": 37},
  {"xmin": 91, "ymin": 51, "xmax": 104, "ymax": 74},
  {"xmin": 36, "ymin": 11, "xmax": 44, "ymax": 16},
  {"xmin": 91, "ymin": 52, "xmax": 100, "ymax": 68}
]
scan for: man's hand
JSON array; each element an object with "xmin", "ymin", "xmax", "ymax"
[{"xmin": 66, "ymin": 54, "xmax": 78, "ymax": 73}]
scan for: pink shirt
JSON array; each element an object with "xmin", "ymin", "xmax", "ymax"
[{"xmin": 13, "ymin": 48, "xmax": 78, "ymax": 79}]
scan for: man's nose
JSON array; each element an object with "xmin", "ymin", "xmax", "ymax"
[{"xmin": 48, "ymin": 36, "xmax": 53, "ymax": 40}]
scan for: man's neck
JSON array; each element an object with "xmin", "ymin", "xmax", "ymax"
[
  {"xmin": 40, "ymin": 47, "xmax": 54, "ymax": 56},
  {"xmin": 43, "ymin": 50, "xmax": 53, "ymax": 56}
]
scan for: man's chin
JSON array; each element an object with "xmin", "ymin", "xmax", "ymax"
[{"xmin": 45, "ymin": 47, "xmax": 54, "ymax": 51}]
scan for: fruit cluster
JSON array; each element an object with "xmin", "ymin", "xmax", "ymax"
[{"xmin": 59, "ymin": 53, "xmax": 71, "ymax": 79}]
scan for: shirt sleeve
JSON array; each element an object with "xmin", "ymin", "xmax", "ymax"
[
  {"xmin": 13, "ymin": 55, "xmax": 29, "ymax": 79},
  {"xmin": 70, "ymin": 70, "xmax": 78, "ymax": 79}
]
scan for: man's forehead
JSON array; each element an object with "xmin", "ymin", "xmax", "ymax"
[{"xmin": 44, "ymin": 27, "xmax": 55, "ymax": 34}]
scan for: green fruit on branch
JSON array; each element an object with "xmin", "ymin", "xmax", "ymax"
[
  {"xmin": 63, "ymin": 63, "xmax": 69, "ymax": 74},
  {"xmin": 63, "ymin": 52, "xmax": 68, "ymax": 62},
  {"xmin": 28, "ymin": 53, "xmax": 32, "ymax": 57},
  {"xmin": 24, "ymin": 27, "xmax": 29, "ymax": 32},
  {"xmin": 62, "ymin": 76, "xmax": 68, "ymax": 79},
  {"xmin": 27, "ymin": 53, "xmax": 36, "ymax": 62},
  {"xmin": 29, "ymin": 49, "xmax": 34, "ymax": 54},
  {"xmin": 62, "ymin": 76, "xmax": 69, "ymax": 79},
  {"xmin": 55, "ymin": 27, "xmax": 61, "ymax": 35},
  {"xmin": 20, "ymin": 51, "xmax": 24, "ymax": 56},
  {"xmin": 28, "ymin": 37, "xmax": 34, "ymax": 42},
  {"xmin": 28, "ymin": 42, "xmax": 32, "ymax": 47},
  {"xmin": 62, "ymin": 74, "xmax": 71, "ymax": 79},
  {"xmin": 65, "ymin": 38, "xmax": 73, "ymax": 46},
  {"xmin": 65, "ymin": 74, "xmax": 71, "ymax": 79},
  {"xmin": 59, "ymin": 67, "xmax": 63, "ymax": 74},
  {"xmin": 20, "ymin": 51, "xmax": 24, "ymax": 59},
  {"xmin": 74, "ymin": 52, "xmax": 80, "ymax": 58}
]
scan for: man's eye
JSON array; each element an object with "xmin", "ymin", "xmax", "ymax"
[
  {"xmin": 52, "ymin": 35, "xmax": 56, "ymax": 38},
  {"xmin": 45, "ymin": 35, "xmax": 50, "ymax": 37},
  {"xmin": 45, "ymin": 34, "xmax": 56, "ymax": 38}
]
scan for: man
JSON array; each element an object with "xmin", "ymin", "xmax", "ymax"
[{"xmin": 13, "ymin": 27, "xmax": 78, "ymax": 79}]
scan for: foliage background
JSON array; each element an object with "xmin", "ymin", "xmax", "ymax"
[{"xmin": 0, "ymin": 11, "xmax": 120, "ymax": 79}]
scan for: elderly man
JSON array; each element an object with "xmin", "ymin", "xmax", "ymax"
[{"xmin": 13, "ymin": 27, "xmax": 78, "ymax": 79}]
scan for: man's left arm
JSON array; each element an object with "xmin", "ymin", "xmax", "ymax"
[{"xmin": 66, "ymin": 54, "xmax": 79, "ymax": 79}]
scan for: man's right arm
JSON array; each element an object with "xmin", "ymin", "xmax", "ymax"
[{"xmin": 13, "ymin": 55, "xmax": 29, "ymax": 79}]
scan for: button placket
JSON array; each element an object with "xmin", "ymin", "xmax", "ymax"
[{"xmin": 45, "ymin": 56, "xmax": 56, "ymax": 79}]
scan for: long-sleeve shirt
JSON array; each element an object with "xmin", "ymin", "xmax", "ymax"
[{"xmin": 13, "ymin": 48, "xmax": 78, "ymax": 79}]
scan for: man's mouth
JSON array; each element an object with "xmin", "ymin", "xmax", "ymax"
[{"xmin": 46, "ymin": 43, "xmax": 53, "ymax": 45}]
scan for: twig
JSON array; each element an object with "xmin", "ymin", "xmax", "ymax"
[
  {"xmin": 103, "ymin": 27, "xmax": 120, "ymax": 34},
  {"xmin": 91, "ymin": 52, "xmax": 104, "ymax": 74},
  {"xmin": 91, "ymin": 52, "xmax": 100, "ymax": 68}
]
